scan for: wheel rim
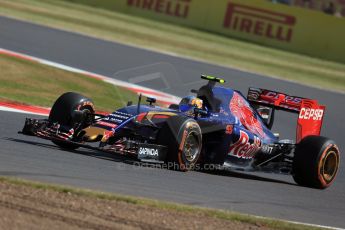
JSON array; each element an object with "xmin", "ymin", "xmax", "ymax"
[
  {"xmin": 82, "ymin": 109, "xmax": 93, "ymax": 126},
  {"xmin": 183, "ymin": 132, "xmax": 200, "ymax": 162},
  {"xmin": 321, "ymin": 149, "xmax": 339, "ymax": 183}
]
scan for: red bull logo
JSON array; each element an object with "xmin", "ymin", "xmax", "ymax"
[
  {"xmin": 223, "ymin": 2, "xmax": 296, "ymax": 42},
  {"xmin": 127, "ymin": 0, "xmax": 191, "ymax": 18},
  {"xmin": 229, "ymin": 92, "xmax": 265, "ymax": 138},
  {"xmin": 229, "ymin": 130, "xmax": 262, "ymax": 159}
]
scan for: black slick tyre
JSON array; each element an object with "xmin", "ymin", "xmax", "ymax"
[
  {"xmin": 293, "ymin": 135, "xmax": 340, "ymax": 189},
  {"xmin": 49, "ymin": 92, "xmax": 94, "ymax": 150},
  {"xmin": 157, "ymin": 116, "xmax": 202, "ymax": 171}
]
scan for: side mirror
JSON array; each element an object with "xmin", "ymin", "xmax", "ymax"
[
  {"xmin": 169, "ymin": 104, "xmax": 179, "ymax": 110},
  {"xmin": 146, "ymin": 97, "xmax": 156, "ymax": 106},
  {"xmin": 255, "ymin": 106, "xmax": 275, "ymax": 129},
  {"xmin": 191, "ymin": 89, "xmax": 199, "ymax": 94},
  {"xmin": 194, "ymin": 108, "xmax": 208, "ymax": 118}
]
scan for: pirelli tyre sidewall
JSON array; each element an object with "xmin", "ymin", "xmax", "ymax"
[
  {"xmin": 49, "ymin": 92, "xmax": 95, "ymax": 150},
  {"xmin": 49, "ymin": 92, "xmax": 95, "ymax": 126},
  {"xmin": 293, "ymin": 135, "xmax": 340, "ymax": 189},
  {"xmin": 157, "ymin": 116, "xmax": 202, "ymax": 171}
]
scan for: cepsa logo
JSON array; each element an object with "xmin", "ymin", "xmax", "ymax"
[
  {"xmin": 127, "ymin": 0, "xmax": 191, "ymax": 18},
  {"xmin": 264, "ymin": 91, "xmax": 303, "ymax": 105},
  {"xmin": 299, "ymin": 108, "xmax": 324, "ymax": 121},
  {"xmin": 223, "ymin": 2, "xmax": 296, "ymax": 42}
]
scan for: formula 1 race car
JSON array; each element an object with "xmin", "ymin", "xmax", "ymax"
[{"xmin": 20, "ymin": 75, "xmax": 340, "ymax": 189}]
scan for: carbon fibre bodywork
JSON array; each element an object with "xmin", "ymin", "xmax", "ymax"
[{"xmin": 20, "ymin": 85, "xmax": 284, "ymax": 171}]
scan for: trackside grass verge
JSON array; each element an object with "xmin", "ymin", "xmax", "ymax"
[
  {"xmin": 0, "ymin": 0, "xmax": 344, "ymax": 92},
  {"xmin": 0, "ymin": 53, "xmax": 136, "ymax": 112},
  {"xmin": 0, "ymin": 176, "xmax": 326, "ymax": 230}
]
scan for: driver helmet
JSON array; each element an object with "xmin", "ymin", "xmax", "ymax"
[{"xmin": 179, "ymin": 96, "xmax": 203, "ymax": 113}]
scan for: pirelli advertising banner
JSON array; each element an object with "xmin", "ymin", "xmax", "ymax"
[
  {"xmin": 205, "ymin": 0, "xmax": 345, "ymax": 63},
  {"xmin": 82, "ymin": 0, "xmax": 203, "ymax": 26},
  {"xmin": 74, "ymin": 0, "xmax": 345, "ymax": 63}
]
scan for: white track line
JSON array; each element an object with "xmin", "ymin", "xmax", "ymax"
[
  {"xmin": 0, "ymin": 106, "xmax": 47, "ymax": 116},
  {"xmin": 253, "ymin": 215, "xmax": 344, "ymax": 230},
  {"xmin": 0, "ymin": 48, "xmax": 181, "ymax": 105}
]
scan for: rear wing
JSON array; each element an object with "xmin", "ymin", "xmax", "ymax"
[
  {"xmin": 247, "ymin": 88, "xmax": 303, "ymax": 113},
  {"xmin": 247, "ymin": 88, "xmax": 326, "ymax": 143}
]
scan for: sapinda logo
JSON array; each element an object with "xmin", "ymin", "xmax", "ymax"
[
  {"xmin": 139, "ymin": 147, "xmax": 159, "ymax": 156},
  {"xmin": 223, "ymin": 2, "xmax": 296, "ymax": 42},
  {"xmin": 127, "ymin": 0, "xmax": 191, "ymax": 18},
  {"xmin": 299, "ymin": 108, "xmax": 324, "ymax": 121}
]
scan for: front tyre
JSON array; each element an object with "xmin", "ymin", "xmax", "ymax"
[
  {"xmin": 49, "ymin": 92, "xmax": 95, "ymax": 150},
  {"xmin": 157, "ymin": 116, "xmax": 202, "ymax": 171},
  {"xmin": 293, "ymin": 136, "xmax": 340, "ymax": 189}
]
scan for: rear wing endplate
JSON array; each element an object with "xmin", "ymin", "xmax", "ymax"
[{"xmin": 296, "ymin": 100, "xmax": 325, "ymax": 143}]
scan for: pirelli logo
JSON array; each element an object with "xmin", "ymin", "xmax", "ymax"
[
  {"xmin": 127, "ymin": 0, "xmax": 191, "ymax": 18},
  {"xmin": 223, "ymin": 2, "xmax": 296, "ymax": 42}
]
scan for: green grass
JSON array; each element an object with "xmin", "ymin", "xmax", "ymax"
[
  {"xmin": 0, "ymin": 176, "xmax": 325, "ymax": 230},
  {"xmin": 0, "ymin": 54, "xmax": 136, "ymax": 111},
  {"xmin": 0, "ymin": 0, "xmax": 344, "ymax": 92}
]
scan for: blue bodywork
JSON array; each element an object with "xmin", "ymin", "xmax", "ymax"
[{"xmin": 98, "ymin": 86, "xmax": 279, "ymax": 166}]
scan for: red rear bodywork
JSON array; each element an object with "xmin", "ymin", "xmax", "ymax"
[{"xmin": 296, "ymin": 100, "xmax": 325, "ymax": 143}]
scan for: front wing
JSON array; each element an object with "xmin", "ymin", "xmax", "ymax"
[{"xmin": 19, "ymin": 118, "xmax": 167, "ymax": 163}]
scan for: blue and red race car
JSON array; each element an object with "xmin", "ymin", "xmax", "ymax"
[{"xmin": 20, "ymin": 75, "xmax": 340, "ymax": 189}]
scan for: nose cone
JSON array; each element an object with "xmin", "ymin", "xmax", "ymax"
[{"xmin": 82, "ymin": 127, "xmax": 107, "ymax": 142}]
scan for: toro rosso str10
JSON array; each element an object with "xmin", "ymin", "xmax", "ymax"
[{"xmin": 20, "ymin": 75, "xmax": 340, "ymax": 189}]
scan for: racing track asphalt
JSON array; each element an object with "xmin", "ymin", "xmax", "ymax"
[{"xmin": 0, "ymin": 16, "xmax": 345, "ymax": 228}]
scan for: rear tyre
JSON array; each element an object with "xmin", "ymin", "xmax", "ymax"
[
  {"xmin": 157, "ymin": 116, "xmax": 202, "ymax": 171},
  {"xmin": 49, "ymin": 92, "xmax": 95, "ymax": 150},
  {"xmin": 293, "ymin": 135, "xmax": 340, "ymax": 189}
]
